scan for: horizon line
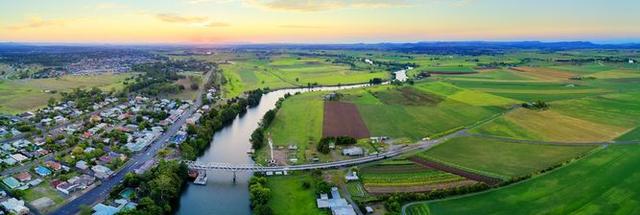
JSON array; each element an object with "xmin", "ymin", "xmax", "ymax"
[{"xmin": 2, "ymin": 39, "xmax": 640, "ymax": 47}]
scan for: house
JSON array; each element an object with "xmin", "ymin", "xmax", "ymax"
[
  {"xmin": 18, "ymin": 112, "xmax": 35, "ymax": 119},
  {"xmin": 92, "ymin": 203, "xmax": 120, "ymax": 215},
  {"xmin": 186, "ymin": 113, "xmax": 202, "ymax": 125},
  {"xmin": 56, "ymin": 182, "xmax": 80, "ymax": 195},
  {"xmin": 92, "ymin": 165, "xmax": 113, "ymax": 179},
  {"xmin": 45, "ymin": 161, "xmax": 63, "ymax": 171},
  {"xmin": 14, "ymin": 172, "xmax": 31, "ymax": 182},
  {"xmin": 316, "ymin": 187, "xmax": 356, "ymax": 215},
  {"xmin": 3, "ymin": 157, "xmax": 17, "ymax": 166},
  {"xmin": 342, "ymin": 147, "xmax": 364, "ymax": 156},
  {"xmin": 11, "ymin": 139, "xmax": 30, "ymax": 149},
  {"xmin": 1, "ymin": 198, "xmax": 30, "ymax": 215},
  {"xmin": 345, "ymin": 171, "xmax": 359, "ymax": 181},
  {"xmin": 76, "ymin": 160, "xmax": 89, "ymax": 170},
  {"xmin": 10, "ymin": 153, "xmax": 28, "ymax": 162},
  {"xmin": 54, "ymin": 115, "xmax": 67, "ymax": 123}
]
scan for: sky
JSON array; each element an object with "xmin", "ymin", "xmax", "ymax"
[{"xmin": 1, "ymin": 0, "xmax": 639, "ymax": 44}]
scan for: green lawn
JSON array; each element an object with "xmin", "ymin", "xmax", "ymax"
[
  {"xmin": 0, "ymin": 73, "xmax": 131, "ymax": 113},
  {"xmin": 410, "ymin": 144, "xmax": 640, "ymax": 215},
  {"xmin": 418, "ymin": 136, "xmax": 596, "ymax": 179},
  {"xmin": 266, "ymin": 174, "xmax": 327, "ymax": 215}
]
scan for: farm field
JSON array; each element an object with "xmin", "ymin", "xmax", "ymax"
[
  {"xmin": 264, "ymin": 91, "xmax": 325, "ymax": 161},
  {"xmin": 323, "ymin": 101, "xmax": 370, "ymax": 138},
  {"xmin": 0, "ymin": 73, "xmax": 131, "ymax": 113},
  {"xmin": 265, "ymin": 174, "xmax": 326, "ymax": 215},
  {"xmin": 408, "ymin": 144, "xmax": 640, "ymax": 215},
  {"xmin": 218, "ymin": 53, "xmax": 388, "ymax": 98},
  {"xmin": 472, "ymin": 92, "xmax": 640, "ymax": 143},
  {"xmin": 354, "ymin": 84, "xmax": 507, "ymax": 140},
  {"xmin": 418, "ymin": 136, "xmax": 596, "ymax": 179},
  {"xmin": 266, "ymin": 81, "xmax": 513, "ymax": 160},
  {"xmin": 359, "ymin": 159, "xmax": 476, "ymax": 194}
]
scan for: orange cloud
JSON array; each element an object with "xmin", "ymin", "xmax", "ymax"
[
  {"xmin": 6, "ymin": 17, "xmax": 65, "ymax": 30},
  {"xmin": 155, "ymin": 13, "xmax": 208, "ymax": 23},
  {"xmin": 245, "ymin": 0, "xmax": 413, "ymax": 12}
]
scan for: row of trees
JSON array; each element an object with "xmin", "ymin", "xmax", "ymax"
[
  {"xmin": 250, "ymin": 93, "xmax": 290, "ymax": 150},
  {"xmin": 180, "ymin": 97, "xmax": 252, "ymax": 160},
  {"xmin": 521, "ymin": 100, "xmax": 550, "ymax": 110},
  {"xmin": 115, "ymin": 160, "xmax": 189, "ymax": 215},
  {"xmin": 249, "ymin": 176, "xmax": 273, "ymax": 215}
]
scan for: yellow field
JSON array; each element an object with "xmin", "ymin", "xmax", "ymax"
[
  {"xmin": 505, "ymin": 109, "xmax": 628, "ymax": 142},
  {"xmin": 0, "ymin": 73, "xmax": 131, "ymax": 113}
]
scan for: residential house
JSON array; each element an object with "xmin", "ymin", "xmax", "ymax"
[
  {"xmin": 92, "ymin": 165, "xmax": 113, "ymax": 179},
  {"xmin": 76, "ymin": 160, "xmax": 89, "ymax": 170},
  {"xmin": 0, "ymin": 198, "xmax": 30, "ymax": 215},
  {"xmin": 45, "ymin": 161, "xmax": 63, "ymax": 171},
  {"xmin": 10, "ymin": 153, "xmax": 28, "ymax": 162},
  {"xmin": 56, "ymin": 182, "xmax": 80, "ymax": 195},
  {"xmin": 14, "ymin": 172, "xmax": 31, "ymax": 182}
]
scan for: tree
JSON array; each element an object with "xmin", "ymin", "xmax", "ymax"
[
  {"xmin": 48, "ymin": 97, "xmax": 57, "ymax": 107},
  {"xmin": 190, "ymin": 83, "xmax": 199, "ymax": 90}
]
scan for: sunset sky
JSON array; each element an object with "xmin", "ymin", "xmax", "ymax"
[{"xmin": 1, "ymin": 0, "xmax": 639, "ymax": 44}]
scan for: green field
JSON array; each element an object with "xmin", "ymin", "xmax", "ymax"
[
  {"xmin": 407, "ymin": 144, "xmax": 640, "ymax": 215},
  {"xmin": 266, "ymin": 81, "xmax": 513, "ymax": 159},
  {"xmin": 266, "ymin": 91, "xmax": 325, "ymax": 159},
  {"xmin": 418, "ymin": 136, "xmax": 596, "ymax": 179},
  {"xmin": 360, "ymin": 161, "xmax": 466, "ymax": 187},
  {"xmin": 353, "ymin": 84, "xmax": 507, "ymax": 140},
  {"xmin": 218, "ymin": 54, "xmax": 388, "ymax": 98},
  {"xmin": 0, "ymin": 73, "xmax": 131, "ymax": 113},
  {"xmin": 266, "ymin": 174, "xmax": 327, "ymax": 215}
]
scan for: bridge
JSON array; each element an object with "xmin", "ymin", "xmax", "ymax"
[{"xmin": 183, "ymin": 137, "xmax": 446, "ymax": 173}]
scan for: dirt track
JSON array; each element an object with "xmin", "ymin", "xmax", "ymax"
[
  {"xmin": 409, "ymin": 156, "xmax": 503, "ymax": 186},
  {"xmin": 323, "ymin": 101, "xmax": 370, "ymax": 138}
]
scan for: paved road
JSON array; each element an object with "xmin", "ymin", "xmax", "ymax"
[
  {"xmin": 186, "ymin": 129, "xmax": 464, "ymax": 172},
  {"xmin": 51, "ymin": 70, "xmax": 213, "ymax": 215}
]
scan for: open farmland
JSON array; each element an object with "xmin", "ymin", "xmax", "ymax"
[
  {"xmin": 354, "ymin": 84, "xmax": 506, "ymax": 140},
  {"xmin": 472, "ymin": 108, "xmax": 628, "ymax": 142},
  {"xmin": 418, "ymin": 136, "xmax": 596, "ymax": 178},
  {"xmin": 408, "ymin": 144, "xmax": 640, "ymax": 215},
  {"xmin": 218, "ymin": 53, "xmax": 388, "ymax": 98},
  {"xmin": 0, "ymin": 73, "xmax": 130, "ymax": 113},
  {"xmin": 323, "ymin": 101, "xmax": 370, "ymax": 138},
  {"xmin": 360, "ymin": 159, "xmax": 477, "ymax": 194}
]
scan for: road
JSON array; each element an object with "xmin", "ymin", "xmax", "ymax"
[
  {"xmin": 51, "ymin": 70, "xmax": 213, "ymax": 215},
  {"xmin": 186, "ymin": 129, "xmax": 465, "ymax": 172}
]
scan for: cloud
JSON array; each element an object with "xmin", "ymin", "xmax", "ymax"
[
  {"xmin": 96, "ymin": 2, "xmax": 127, "ymax": 9},
  {"xmin": 278, "ymin": 24, "xmax": 325, "ymax": 29},
  {"xmin": 206, "ymin": 22, "xmax": 230, "ymax": 27},
  {"xmin": 6, "ymin": 17, "xmax": 65, "ymax": 30},
  {"xmin": 156, "ymin": 13, "xmax": 208, "ymax": 24},
  {"xmin": 244, "ymin": 0, "xmax": 413, "ymax": 12},
  {"xmin": 185, "ymin": 0, "xmax": 235, "ymax": 4}
]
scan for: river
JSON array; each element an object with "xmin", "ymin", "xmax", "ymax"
[{"xmin": 176, "ymin": 84, "xmax": 373, "ymax": 215}]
